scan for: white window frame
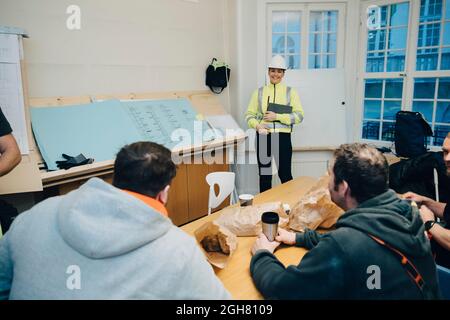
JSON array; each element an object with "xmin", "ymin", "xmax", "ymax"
[
  {"xmin": 357, "ymin": 0, "xmax": 450, "ymax": 148},
  {"xmin": 266, "ymin": 3, "xmax": 346, "ymax": 71}
]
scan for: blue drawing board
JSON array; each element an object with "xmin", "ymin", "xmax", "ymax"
[{"xmin": 30, "ymin": 98, "xmax": 213, "ymax": 170}]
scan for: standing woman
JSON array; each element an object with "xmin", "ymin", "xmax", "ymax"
[{"xmin": 245, "ymin": 55, "xmax": 304, "ymax": 192}]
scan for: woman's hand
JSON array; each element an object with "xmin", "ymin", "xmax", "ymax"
[
  {"xmin": 275, "ymin": 228, "xmax": 296, "ymax": 245},
  {"xmin": 256, "ymin": 124, "xmax": 269, "ymax": 135},
  {"xmin": 263, "ymin": 111, "xmax": 277, "ymax": 122}
]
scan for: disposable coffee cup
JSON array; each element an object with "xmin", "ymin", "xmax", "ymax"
[
  {"xmin": 239, "ymin": 194, "xmax": 254, "ymax": 207},
  {"xmin": 261, "ymin": 211, "xmax": 279, "ymax": 242}
]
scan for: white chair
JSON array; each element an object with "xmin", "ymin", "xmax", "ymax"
[{"xmin": 206, "ymin": 171, "xmax": 235, "ymax": 215}]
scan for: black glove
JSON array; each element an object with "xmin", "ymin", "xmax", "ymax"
[{"xmin": 56, "ymin": 153, "xmax": 94, "ymax": 170}]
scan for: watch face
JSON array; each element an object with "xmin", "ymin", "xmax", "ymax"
[{"xmin": 425, "ymin": 220, "xmax": 435, "ymax": 231}]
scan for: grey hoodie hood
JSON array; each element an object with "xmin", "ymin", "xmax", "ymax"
[
  {"xmin": 56, "ymin": 178, "xmax": 172, "ymax": 259},
  {"xmin": 335, "ymin": 189, "xmax": 429, "ymax": 258}
]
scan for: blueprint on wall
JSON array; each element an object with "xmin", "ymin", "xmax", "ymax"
[{"xmin": 31, "ymin": 98, "xmax": 214, "ymax": 171}]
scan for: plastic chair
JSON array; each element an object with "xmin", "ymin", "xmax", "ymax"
[
  {"xmin": 206, "ymin": 171, "xmax": 235, "ymax": 215},
  {"xmin": 437, "ymin": 264, "xmax": 450, "ymax": 299}
]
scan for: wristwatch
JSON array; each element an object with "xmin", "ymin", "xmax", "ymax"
[{"xmin": 424, "ymin": 220, "xmax": 436, "ymax": 231}]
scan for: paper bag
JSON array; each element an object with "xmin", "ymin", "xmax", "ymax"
[
  {"xmin": 289, "ymin": 176, "xmax": 344, "ymax": 232},
  {"xmin": 216, "ymin": 202, "xmax": 289, "ymax": 236},
  {"xmin": 194, "ymin": 221, "xmax": 237, "ymax": 269}
]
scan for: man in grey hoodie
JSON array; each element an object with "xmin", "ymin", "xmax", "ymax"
[
  {"xmin": 250, "ymin": 143, "xmax": 440, "ymax": 299},
  {"xmin": 0, "ymin": 141, "xmax": 231, "ymax": 299}
]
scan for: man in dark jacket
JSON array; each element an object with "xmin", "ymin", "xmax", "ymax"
[
  {"xmin": 250, "ymin": 143, "xmax": 440, "ymax": 299},
  {"xmin": 403, "ymin": 132, "xmax": 450, "ymax": 268}
]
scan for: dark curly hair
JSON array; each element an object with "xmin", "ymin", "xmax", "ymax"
[{"xmin": 332, "ymin": 143, "xmax": 389, "ymax": 204}]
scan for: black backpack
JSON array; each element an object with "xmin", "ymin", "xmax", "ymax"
[
  {"xmin": 205, "ymin": 58, "xmax": 230, "ymax": 94},
  {"xmin": 395, "ymin": 111, "xmax": 433, "ymax": 158}
]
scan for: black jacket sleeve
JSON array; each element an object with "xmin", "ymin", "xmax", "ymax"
[
  {"xmin": 295, "ymin": 228, "xmax": 324, "ymax": 249},
  {"xmin": 250, "ymin": 235, "xmax": 348, "ymax": 299}
]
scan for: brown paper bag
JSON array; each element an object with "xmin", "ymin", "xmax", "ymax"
[
  {"xmin": 194, "ymin": 221, "xmax": 237, "ymax": 269},
  {"xmin": 289, "ymin": 176, "xmax": 344, "ymax": 232},
  {"xmin": 216, "ymin": 202, "xmax": 288, "ymax": 236}
]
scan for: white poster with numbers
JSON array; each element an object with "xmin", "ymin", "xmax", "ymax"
[{"xmin": 0, "ymin": 33, "xmax": 29, "ymax": 155}]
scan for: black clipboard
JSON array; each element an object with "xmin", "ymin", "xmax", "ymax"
[{"xmin": 267, "ymin": 103, "xmax": 292, "ymax": 114}]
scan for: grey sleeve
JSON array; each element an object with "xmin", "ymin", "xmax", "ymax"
[{"xmin": 0, "ymin": 233, "xmax": 13, "ymax": 300}]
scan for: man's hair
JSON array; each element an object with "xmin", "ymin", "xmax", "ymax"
[
  {"xmin": 113, "ymin": 141, "xmax": 176, "ymax": 197},
  {"xmin": 332, "ymin": 143, "xmax": 389, "ymax": 204},
  {"xmin": 447, "ymin": 132, "xmax": 450, "ymax": 139}
]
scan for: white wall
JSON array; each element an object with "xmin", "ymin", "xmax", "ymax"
[{"xmin": 0, "ymin": 0, "xmax": 231, "ymax": 107}]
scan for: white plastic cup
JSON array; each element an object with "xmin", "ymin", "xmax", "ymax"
[{"xmin": 239, "ymin": 194, "xmax": 254, "ymax": 207}]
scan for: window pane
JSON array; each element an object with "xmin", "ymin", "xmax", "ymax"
[
  {"xmin": 433, "ymin": 125, "xmax": 450, "ymax": 146},
  {"xmin": 323, "ymin": 33, "xmax": 337, "ymax": 53},
  {"xmin": 287, "ymin": 12, "xmax": 301, "ymax": 32},
  {"xmin": 272, "ymin": 34, "xmax": 286, "ymax": 54},
  {"xmin": 418, "ymin": 23, "xmax": 441, "ymax": 47},
  {"xmin": 390, "ymin": 3, "xmax": 410, "ymax": 26},
  {"xmin": 438, "ymin": 77, "xmax": 450, "ymax": 99},
  {"xmin": 442, "ymin": 47, "xmax": 450, "ymax": 70},
  {"xmin": 382, "ymin": 122, "xmax": 396, "ymax": 141},
  {"xmin": 272, "ymin": 12, "xmax": 285, "ymax": 33},
  {"xmin": 385, "ymin": 79, "xmax": 403, "ymax": 98},
  {"xmin": 309, "ymin": 54, "xmax": 321, "ymax": 68},
  {"xmin": 368, "ymin": 29, "xmax": 386, "ymax": 51},
  {"xmin": 322, "ymin": 54, "xmax": 336, "ymax": 68},
  {"xmin": 420, "ymin": 0, "xmax": 443, "ymax": 23},
  {"xmin": 309, "ymin": 33, "xmax": 321, "ymax": 53},
  {"xmin": 364, "ymin": 100, "xmax": 382, "ymax": 119},
  {"xmin": 436, "ymin": 102, "xmax": 450, "ymax": 123},
  {"xmin": 324, "ymin": 11, "xmax": 338, "ymax": 32},
  {"xmin": 388, "ymin": 27, "xmax": 407, "ymax": 49},
  {"xmin": 416, "ymin": 48, "xmax": 439, "ymax": 70},
  {"xmin": 414, "ymin": 78, "xmax": 436, "ymax": 99},
  {"xmin": 310, "ymin": 12, "xmax": 322, "ymax": 32},
  {"xmin": 367, "ymin": 52, "xmax": 385, "ymax": 72},
  {"xmin": 286, "ymin": 35, "xmax": 300, "ymax": 54},
  {"xmin": 384, "ymin": 101, "xmax": 402, "ymax": 120},
  {"xmin": 413, "ymin": 101, "xmax": 434, "ymax": 121},
  {"xmin": 444, "ymin": 22, "xmax": 450, "ymax": 46},
  {"xmin": 362, "ymin": 121, "xmax": 380, "ymax": 140},
  {"xmin": 286, "ymin": 55, "xmax": 300, "ymax": 69},
  {"xmin": 365, "ymin": 79, "xmax": 383, "ymax": 98},
  {"xmin": 387, "ymin": 50, "xmax": 406, "ymax": 71},
  {"xmin": 447, "ymin": 0, "xmax": 450, "ymax": 18}
]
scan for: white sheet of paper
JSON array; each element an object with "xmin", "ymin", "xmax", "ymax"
[{"xmin": 0, "ymin": 34, "xmax": 29, "ymax": 154}]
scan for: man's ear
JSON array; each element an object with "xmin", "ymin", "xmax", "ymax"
[
  {"xmin": 341, "ymin": 180, "xmax": 352, "ymax": 198},
  {"xmin": 156, "ymin": 185, "xmax": 170, "ymax": 205}
]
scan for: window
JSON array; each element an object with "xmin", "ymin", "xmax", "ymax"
[
  {"xmin": 360, "ymin": 0, "xmax": 450, "ymax": 145},
  {"xmin": 309, "ymin": 11, "xmax": 338, "ymax": 69},
  {"xmin": 362, "ymin": 79, "xmax": 403, "ymax": 140},
  {"xmin": 269, "ymin": 5, "xmax": 343, "ymax": 70},
  {"xmin": 416, "ymin": 0, "xmax": 450, "ymax": 70},
  {"xmin": 366, "ymin": 3, "xmax": 410, "ymax": 72},
  {"xmin": 272, "ymin": 11, "xmax": 302, "ymax": 69},
  {"xmin": 412, "ymin": 77, "xmax": 450, "ymax": 145}
]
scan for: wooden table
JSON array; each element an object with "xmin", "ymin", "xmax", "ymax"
[{"xmin": 181, "ymin": 176, "xmax": 318, "ymax": 299}]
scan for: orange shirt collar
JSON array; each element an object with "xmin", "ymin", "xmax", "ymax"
[{"xmin": 123, "ymin": 189, "xmax": 168, "ymax": 217}]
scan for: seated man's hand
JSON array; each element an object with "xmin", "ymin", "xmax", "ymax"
[
  {"xmin": 275, "ymin": 228, "xmax": 296, "ymax": 245},
  {"xmin": 419, "ymin": 205, "xmax": 435, "ymax": 223},
  {"xmin": 251, "ymin": 233, "xmax": 280, "ymax": 255},
  {"xmin": 402, "ymin": 191, "xmax": 430, "ymax": 205}
]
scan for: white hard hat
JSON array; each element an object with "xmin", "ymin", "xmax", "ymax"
[{"xmin": 268, "ymin": 55, "xmax": 287, "ymax": 70}]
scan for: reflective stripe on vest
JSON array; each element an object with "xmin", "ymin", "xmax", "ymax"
[{"xmin": 257, "ymin": 86, "xmax": 292, "ymax": 114}]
